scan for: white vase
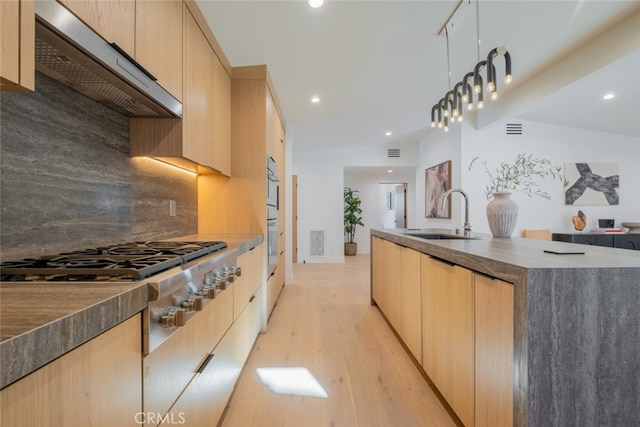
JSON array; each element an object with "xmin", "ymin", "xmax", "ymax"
[{"xmin": 486, "ymin": 192, "xmax": 519, "ymax": 237}]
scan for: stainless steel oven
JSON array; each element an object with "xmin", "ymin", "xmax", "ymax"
[
  {"xmin": 267, "ymin": 156, "xmax": 279, "ymax": 208},
  {"xmin": 267, "ymin": 156, "xmax": 278, "ymax": 275}
]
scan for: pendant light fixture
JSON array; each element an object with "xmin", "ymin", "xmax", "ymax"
[{"xmin": 430, "ymin": 0, "xmax": 513, "ymax": 130}]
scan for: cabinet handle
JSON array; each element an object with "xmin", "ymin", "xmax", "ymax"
[
  {"xmin": 431, "ymin": 256, "xmax": 456, "ymax": 267},
  {"xmin": 249, "ymin": 295, "xmax": 256, "ymax": 303},
  {"xmin": 197, "ymin": 353, "xmax": 214, "ymax": 374}
]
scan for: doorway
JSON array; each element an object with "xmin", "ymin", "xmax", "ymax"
[{"xmin": 378, "ymin": 183, "xmax": 407, "ymax": 229}]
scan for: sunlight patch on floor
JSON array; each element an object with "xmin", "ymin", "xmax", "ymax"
[{"xmin": 256, "ymin": 367, "xmax": 329, "ymax": 398}]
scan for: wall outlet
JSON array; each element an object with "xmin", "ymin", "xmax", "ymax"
[{"xmin": 169, "ymin": 200, "xmax": 177, "ymax": 217}]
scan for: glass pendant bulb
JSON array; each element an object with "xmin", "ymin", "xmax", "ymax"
[
  {"xmin": 505, "ymin": 74, "xmax": 512, "ymax": 84},
  {"xmin": 490, "ymin": 91, "xmax": 499, "ymax": 101},
  {"xmin": 431, "ymin": 121, "xmax": 436, "ymax": 128},
  {"xmin": 444, "ymin": 125, "xmax": 449, "ymax": 132},
  {"xmin": 457, "ymin": 115, "xmax": 463, "ymax": 122},
  {"xmin": 477, "ymin": 101, "xmax": 484, "ymax": 109},
  {"xmin": 467, "ymin": 103, "xmax": 474, "ymax": 111},
  {"xmin": 437, "ymin": 121, "xmax": 443, "ymax": 128},
  {"xmin": 487, "ymin": 81, "xmax": 495, "ymax": 91}
]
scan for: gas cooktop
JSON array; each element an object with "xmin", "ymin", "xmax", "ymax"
[{"xmin": 0, "ymin": 241, "xmax": 227, "ymax": 282}]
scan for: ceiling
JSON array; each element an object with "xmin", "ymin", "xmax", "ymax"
[{"xmin": 196, "ymin": 0, "xmax": 640, "ymax": 153}]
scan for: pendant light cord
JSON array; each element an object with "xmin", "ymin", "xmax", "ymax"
[
  {"xmin": 445, "ymin": 27, "xmax": 452, "ymax": 90},
  {"xmin": 476, "ymin": 0, "xmax": 480, "ymax": 62}
]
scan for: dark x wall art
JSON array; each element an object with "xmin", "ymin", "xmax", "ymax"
[{"xmin": 564, "ymin": 163, "xmax": 619, "ymax": 205}]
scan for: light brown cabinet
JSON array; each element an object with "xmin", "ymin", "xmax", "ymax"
[
  {"xmin": 58, "ymin": 0, "xmax": 182, "ymax": 101},
  {"xmin": 143, "ymin": 286, "xmax": 234, "ymax": 417},
  {"xmin": 474, "ymin": 273, "xmax": 513, "ymax": 427},
  {"xmin": 370, "ymin": 237, "xmax": 421, "ymax": 361},
  {"xmin": 422, "ymin": 255, "xmax": 474, "ymax": 427},
  {"xmin": 0, "ymin": 314, "xmax": 142, "ymax": 426},
  {"xmin": 135, "ymin": 0, "xmax": 183, "ymax": 101},
  {"xmin": 57, "ymin": 0, "xmax": 135, "ymax": 55},
  {"xmin": 130, "ymin": 3, "xmax": 231, "ymax": 176},
  {"xmin": 400, "ymin": 245, "xmax": 421, "ymax": 361},
  {"xmin": 234, "ymin": 243, "xmax": 265, "ymax": 320},
  {"xmin": 0, "ymin": 0, "xmax": 34, "ymax": 91},
  {"xmin": 371, "ymin": 238, "xmax": 515, "ymax": 427},
  {"xmin": 199, "ymin": 65, "xmax": 286, "ymax": 318},
  {"xmin": 163, "ymin": 282, "xmax": 264, "ymax": 427}
]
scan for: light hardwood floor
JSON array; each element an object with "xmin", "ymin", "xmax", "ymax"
[{"xmin": 220, "ymin": 255, "xmax": 458, "ymax": 427}]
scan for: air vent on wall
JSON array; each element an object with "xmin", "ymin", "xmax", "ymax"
[
  {"xmin": 387, "ymin": 148, "xmax": 401, "ymax": 158},
  {"xmin": 310, "ymin": 231, "xmax": 325, "ymax": 256},
  {"xmin": 506, "ymin": 123, "xmax": 523, "ymax": 135}
]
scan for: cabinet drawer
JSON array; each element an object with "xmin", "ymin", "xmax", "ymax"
[{"xmin": 143, "ymin": 287, "xmax": 233, "ymax": 416}]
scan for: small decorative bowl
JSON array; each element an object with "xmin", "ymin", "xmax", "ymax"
[{"xmin": 621, "ymin": 222, "xmax": 640, "ymax": 234}]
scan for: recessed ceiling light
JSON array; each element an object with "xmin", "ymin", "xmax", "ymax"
[
  {"xmin": 387, "ymin": 169, "xmax": 393, "ymax": 173},
  {"xmin": 385, "ymin": 131, "xmax": 392, "ymax": 136},
  {"xmin": 309, "ymin": 0, "xmax": 324, "ymax": 8},
  {"xmin": 603, "ymin": 93, "xmax": 615, "ymax": 100},
  {"xmin": 311, "ymin": 96, "xmax": 320, "ymax": 103}
]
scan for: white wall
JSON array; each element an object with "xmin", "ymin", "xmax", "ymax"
[
  {"xmin": 292, "ymin": 140, "xmax": 418, "ymax": 262},
  {"xmin": 344, "ymin": 174, "xmax": 417, "ymax": 254},
  {"xmin": 415, "ymin": 124, "xmax": 465, "ymax": 230},
  {"xmin": 460, "ymin": 119, "xmax": 640, "ymax": 235}
]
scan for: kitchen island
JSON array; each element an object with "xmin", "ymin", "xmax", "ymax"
[{"xmin": 371, "ymin": 228, "xmax": 640, "ymax": 427}]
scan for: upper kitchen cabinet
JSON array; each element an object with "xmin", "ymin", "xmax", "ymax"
[
  {"xmin": 267, "ymin": 86, "xmax": 286, "ymax": 172},
  {"xmin": 57, "ymin": 0, "xmax": 135, "ymax": 55},
  {"xmin": 57, "ymin": 0, "xmax": 182, "ymax": 102},
  {"xmin": 135, "ymin": 0, "xmax": 183, "ymax": 101},
  {"xmin": 130, "ymin": 2, "xmax": 231, "ymax": 176},
  {"xmin": 0, "ymin": 0, "xmax": 35, "ymax": 91}
]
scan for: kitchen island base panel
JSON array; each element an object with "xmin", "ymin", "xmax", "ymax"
[{"xmin": 525, "ymin": 267, "xmax": 640, "ymax": 427}]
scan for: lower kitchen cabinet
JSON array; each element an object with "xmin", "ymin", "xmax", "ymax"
[
  {"xmin": 234, "ymin": 243, "xmax": 265, "ymax": 320},
  {"xmin": 371, "ymin": 237, "xmax": 421, "ymax": 361},
  {"xmin": 0, "ymin": 314, "xmax": 142, "ymax": 426},
  {"xmin": 160, "ymin": 325, "xmax": 239, "ymax": 426},
  {"xmin": 371, "ymin": 236, "xmax": 385, "ymax": 308},
  {"xmin": 421, "ymin": 255, "xmax": 474, "ymax": 427},
  {"xmin": 371, "ymin": 239, "xmax": 515, "ymax": 427},
  {"xmin": 143, "ymin": 285, "xmax": 234, "ymax": 419},
  {"xmin": 267, "ymin": 269, "xmax": 284, "ymax": 317},
  {"xmin": 157, "ymin": 283, "xmax": 264, "ymax": 427},
  {"xmin": 400, "ymin": 244, "xmax": 422, "ymax": 361},
  {"xmin": 474, "ymin": 273, "xmax": 514, "ymax": 427}
]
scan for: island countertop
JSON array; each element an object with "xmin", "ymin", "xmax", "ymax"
[
  {"xmin": 372, "ymin": 228, "xmax": 640, "ymax": 427},
  {"xmin": 0, "ymin": 233, "xmax": 263, "ymax": 389}
]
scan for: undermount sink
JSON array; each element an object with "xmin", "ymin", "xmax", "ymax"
[{"xmin": 406, "ymin": 232, "xmax": 478, "ymax": 240}]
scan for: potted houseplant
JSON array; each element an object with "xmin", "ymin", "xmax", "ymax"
[
  {"xmin": 344, "ymin": 187, "xmax": 364, "ymax": 255},
  {"xmin": 469, "ymin": 153, "xmax": 561, "ymax": 237}
]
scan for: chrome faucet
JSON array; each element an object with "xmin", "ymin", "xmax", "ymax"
[{"xmin": 441, "ymin": 188, "xmax": 472, "ymax": 236}]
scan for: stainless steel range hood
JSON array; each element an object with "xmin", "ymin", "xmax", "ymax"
[{"xmin": 35, "ymin": 0, "xmax": 182, "ymax": 118}]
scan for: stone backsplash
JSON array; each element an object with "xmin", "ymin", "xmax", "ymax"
[{"xmin": 0, "ymin": 73, "xmax": 197, "ymax": 260}]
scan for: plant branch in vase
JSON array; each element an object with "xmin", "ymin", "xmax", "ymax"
[{"xmin": 469, "ymin": 153, "xmax": 562, "ymax": 237}]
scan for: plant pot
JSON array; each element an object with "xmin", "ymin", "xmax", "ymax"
[
  {"xmin": 486, "ymin": 192, "xmax": 519, "ymax": 238},
  {"xmin": 344, "ymin": 242, "xmax": 358, "ymax": 256}
]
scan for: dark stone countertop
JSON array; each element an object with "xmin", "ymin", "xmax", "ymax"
[
  {"xmin": 371, "ymin": 228, "xmax": 640, "ymax": 427},
  {"xmin": 0, "ymin": 234, "xmax": 263, "ymax": 389}
]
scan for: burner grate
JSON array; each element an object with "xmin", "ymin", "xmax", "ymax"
[{"xmin": 0, "ymin": 241, "xmax": 227, "ymax": 281}]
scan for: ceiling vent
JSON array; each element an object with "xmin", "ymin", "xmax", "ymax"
[
  {"xmin": 506, "ymin": 123, "xmax": 523, "ymax": 135},
  {"xmin": 387, "ymin": 148, "xmax": 401, "ymax": 158}
]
